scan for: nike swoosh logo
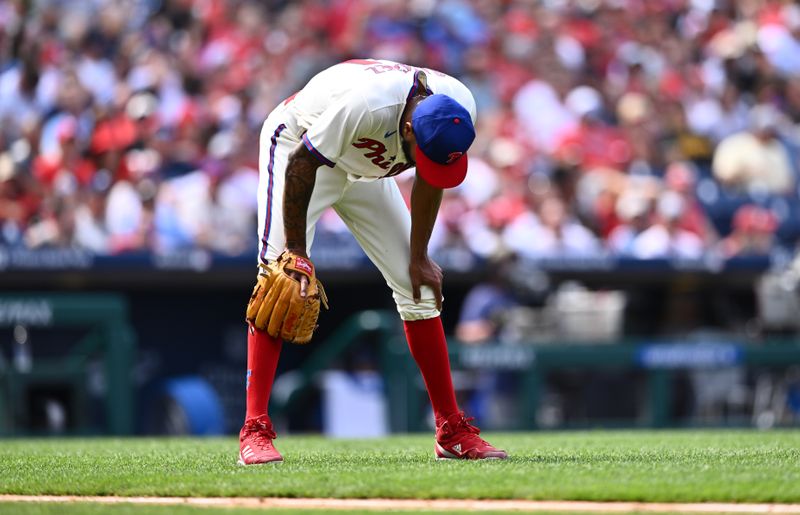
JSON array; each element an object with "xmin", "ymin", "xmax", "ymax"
[{"xmin": 384, "ymin": 130, "xmax": 397, "ymax": 138}]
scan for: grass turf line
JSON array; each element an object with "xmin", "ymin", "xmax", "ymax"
[
  {"xmin": 0, "ymin": 504, "xmax": 692, "ymax": 515},
  {"xmin": 0, "ymin": 431, "xmax": 798, "ymax": 502}
]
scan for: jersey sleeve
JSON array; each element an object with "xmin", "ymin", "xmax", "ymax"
[{"xmin": 302, "ymin": 94, "xmax": 373, "ymax": 168}]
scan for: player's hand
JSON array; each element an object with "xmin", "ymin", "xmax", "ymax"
[
  {"xmin": 409, "ymin": 255, "xmax": 443, "ymax": 312},
  {"xmin": 290, "ymin": 273, "xmax": 309, "ymax": 298},
  {"xmin": 285, "ymin": 249, "xmax": 310, "ymax": 298}
]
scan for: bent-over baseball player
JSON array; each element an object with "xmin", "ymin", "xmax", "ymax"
[{"xmin": 241, "ymin": 59, "xmax": 507, "ymax": 464}]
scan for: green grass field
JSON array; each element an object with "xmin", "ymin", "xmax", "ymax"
[{"xmin": 1, "ymin": 430, "xmax": 799, "ymax": 514}]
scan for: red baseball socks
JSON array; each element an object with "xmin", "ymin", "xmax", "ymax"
[
  {"xmin": 245, "ymin": 324, "xmax": 283, "ymax": 420},
  {"xmin": 403, "ymin": 316, "xmax": 459, "ymax": 421}
]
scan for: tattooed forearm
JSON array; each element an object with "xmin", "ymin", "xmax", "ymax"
[{"xmin": 283, "ymin": 143, "xmax": 320, "ymax": 256}]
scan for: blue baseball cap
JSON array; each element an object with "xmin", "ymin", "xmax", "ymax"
[{"xmin": 412, "ymin": 94, "xmax": 475, "ymax": 189}]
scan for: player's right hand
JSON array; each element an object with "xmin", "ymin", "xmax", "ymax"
[{"xmin": 409, "ymin": 255, "xmax": 443, "ymax": 312}]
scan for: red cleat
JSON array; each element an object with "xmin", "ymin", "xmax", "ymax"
[
  {"xmin": 238, "ymin": 415, "xmax": 283, "ymax": 465},
  {"xmin": 434, "ymin": 412, "xmax": 508, "ymax": 460}
]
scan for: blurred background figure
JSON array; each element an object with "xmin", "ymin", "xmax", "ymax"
[
  {"xmin": 504, "ymin": 194, "xmax": 600, "ymax": 259},
  {"xmin": 607, "ymin": 189, "xmax": 653, "ymax": 256},
  {"xmin": 456, "ymin": 252, "xmax": 520, "ymax": 344},
  {"xmin": 629, "ymin": 191, "xmax": 704, "ymax": 260},
  {"xmin": 718, "ymin": 205, "xmax": 779, "ymax": 258},
  {"xmin": 713, "ymin": 105, "xmax": 795, "ymax": 195}
]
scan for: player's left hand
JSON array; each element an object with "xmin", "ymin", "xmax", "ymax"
[
  {"xmin": 285, "ymin": 249, "xmax": 310, "ymax": 298},
  {"xmin": 409, "ymin": 255, "xmax": 443, "ymax": 312}
]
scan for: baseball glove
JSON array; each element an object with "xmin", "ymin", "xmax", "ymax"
[{"xmin": 246, "ymin": 251, "xmax": 328, "ymax": 344}]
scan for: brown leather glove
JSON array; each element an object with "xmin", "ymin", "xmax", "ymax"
[{"xmin": 246, "ymin": 251, "xmax": 328, "ymax": 344}]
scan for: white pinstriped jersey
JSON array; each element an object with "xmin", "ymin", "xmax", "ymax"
[{"xmin": 285, "ymin": 59, "xmax": 477, "ymax": 182}]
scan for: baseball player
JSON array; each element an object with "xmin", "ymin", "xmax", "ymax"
[{"xmin": 240, "ymin": 59, "xmax": 507, "ymax": 464}]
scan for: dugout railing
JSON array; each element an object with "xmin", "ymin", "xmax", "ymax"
[
  {"xmin": 270, "ymin": 310, "xmax": 800, "ymax": 432},
  {"xmin": 0, "ymin": 294, "xmax": 136, "ymax": 436}
]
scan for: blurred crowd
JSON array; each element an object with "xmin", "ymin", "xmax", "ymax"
[{"xmin": 1, "ymin": 0, "xmax": 800, "ymax": 262}]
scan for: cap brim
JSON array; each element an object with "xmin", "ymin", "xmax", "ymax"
[{"xmin": 415, "ymin": 146, "xmax": 468, "ymax": 189}]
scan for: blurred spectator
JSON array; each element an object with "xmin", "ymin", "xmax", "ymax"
[
  {"xmin": 554, "ymin": 86, "xmax": 632, "ymax": 172},
  {"xmin": 106, "ymin": 179, "xmax": 152, "ymax": 253},
  {"xmin": 629, "ymin": 191, "xmax": 705, "ymax": 260},
  {"xmin": 658, "ymin": 101, "xmax": 715, "ymax": 164},
  {"xmin": 73, "ymin": 173, "xmax": 112, "ymax": 253},
  {"xmin": 712, "ymin": 105, "xmax": 795, "ymax": 195},
  {"xmin": 709, "ymin": 85, "xmax": 751, "ymax": 142},
  {"xmin": 607, "ymin": 191, "xmax": 653, "ymax": 256},
  {"xmin": 504, "ymin": 195, "xmax": 600, "ymax": 259},
  {"xmin": 717, "ymin": 205, "xmax": 779, "ymax": 258},
  {"xmin": 513, "ymin": 69, "xmax": 576, "ymax": 154},
  {"xmin": 456, "ymin": 253, "xmax": 520, "ymax": 344},
  {"xmin": 663, "ymin": 161, "xmax": 717, "ymax": 244}
]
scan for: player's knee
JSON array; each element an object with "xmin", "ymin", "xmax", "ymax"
[{"xmin": 394, "ymin": 291, "xmax": 441, "ymax": 321}]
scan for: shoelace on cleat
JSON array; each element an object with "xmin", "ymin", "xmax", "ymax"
[
  {"xmin": 454, "ymin": 416, "xmax": 481, "ymax": 435},
  {"xmin": 242, "ymin": 418, "xmax": 277, "ymax": 449},
  {"xmin": 440, "ymin": 413, "xmax": 491, "ymax": 448}
]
